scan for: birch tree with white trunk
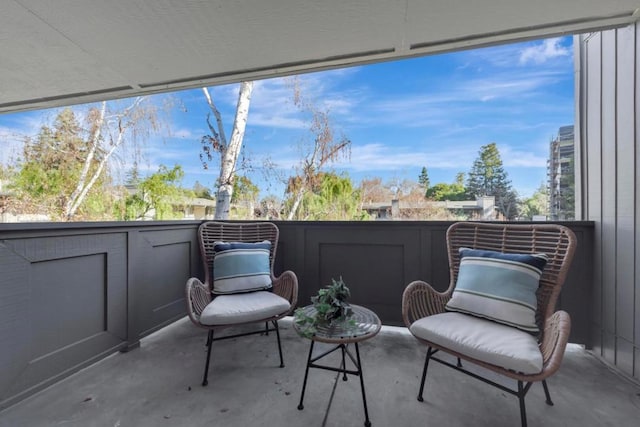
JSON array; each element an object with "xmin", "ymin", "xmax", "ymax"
[
  {"xmin": 64, "ymin": 97, "xmax": 159, "ymax": 219},
  {"xmin": 200, "ymin": 81, "xmax": 254, "ymax": 219}
]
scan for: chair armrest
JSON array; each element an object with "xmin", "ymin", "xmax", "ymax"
[
  {"xmin": 185, "ymin": 277, "xmax": 212, "ymax": 327},
  {"xmin": 272, "ymin": 270, "xmax": 298, "ymax": 310},
  {"xmin": 539, "ymin": 310, "xmax": 571, "ymax": 377},
  {"xmin": 402, "ymin": 281, "xmax": 452, "ymax": 327}
]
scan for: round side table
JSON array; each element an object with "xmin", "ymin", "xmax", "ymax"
[{"xmin": 294, "ymin": 304, "xmax": 381, "ymax": 427}]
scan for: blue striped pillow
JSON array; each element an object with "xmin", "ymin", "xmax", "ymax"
[
  {"xmin": 445, "ymin": 248, "xmax": 548, "ymax": 332},
  {"xmin": 212, "ymin": 241, "xmax": 272, "ymax": 295}
]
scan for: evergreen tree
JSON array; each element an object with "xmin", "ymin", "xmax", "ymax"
[
  {"xmin": 418, "ymin": 166, "xmax": 430, "ymax": 191},
  {"xmin": 466, "ymin": 143, "xmax": 519, "ymax": 219},
  {"xmin": 466, "ymin": 143, "xmax": 508, "ymax": 197}
]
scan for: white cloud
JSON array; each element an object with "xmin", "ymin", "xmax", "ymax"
[
  {"xmin": 499, "ymin": 145, "xmax": 548, "ymax": 168},
  {"xmin": 0, "ymin": 126, "xmax": 23, "ymax": 143},
  {"xmin": 192, "ymin": 71, "xmax": 365, "ymax": 138},
  {"xmin": 519, "ymin": 38, "xmax": 570, "ymax": 65},
  {"xmin": 0, "ymin": 111, "xmax": 52, "ymax": 164},
  {"xmin": 323, "ymin": 97, "xmax": 356, "ymax": 116},
  {"xmin": 373, "ymin": 93, "xmax": 454, "ymax": 112},
  {"xmin": 464, "ymin": 37, "xmax": 571, "ymax": 68},
  {"xmin": 349, "ymin": 68, "xmax": 568, "ymax": 131},
  {"xmin": 460, "ymin": 71, "xmax": 565, "ymax": 101},
  {"xmin": 468, "ymin": 43, "xmax": 525, "ymax": 68},
  {"xmin": 333, "ymin": 143, "xmax": 477, "ymax": 172},
  {"xmin": 249, "ymin": 112, "xmax": 307, "ymax": 129},
  {"xmin": 251, "ymin": 79, "xmax": 295, "ymax": 108},
  {"xmin": 247, "ymin": 74, "xmax": 361, "ymax": 130},
  {"xmin": 0, "ymin": 127, "xmax": 24, "ymax": 164}
]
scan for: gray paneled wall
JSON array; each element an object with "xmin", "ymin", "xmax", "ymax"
[
  {"xmin": 0, "ymin": 220, "xmax": 593, "ymax": 409},
  {"xmin": 577, "ymin": 23, "xmax": 640, "ymax": 382},
  {"xmin": 0, "ymin": 222, "xmax": 201, "ymax": 409}
]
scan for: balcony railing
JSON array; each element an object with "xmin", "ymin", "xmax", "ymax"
[{"xmin": 0, "ymin": 220, "xmax": 594, "ymax": 409}]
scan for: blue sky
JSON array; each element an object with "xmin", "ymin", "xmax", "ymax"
[{"xmin": 0, "ymin": 36, "xmax": 574, "ymax": 199}]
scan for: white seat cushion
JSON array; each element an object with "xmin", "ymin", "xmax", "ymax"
[
  {"xmin": 409, "ymin": 312, "xmax": 543, "ymax": 374},
  {"xmin": 200, "ymin": 291, "xmax": 290, "ymax": 326}
]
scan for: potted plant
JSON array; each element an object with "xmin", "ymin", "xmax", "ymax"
[{"xmin": 294, "ymin": 277, "xmax": 354, "ymax": 338}]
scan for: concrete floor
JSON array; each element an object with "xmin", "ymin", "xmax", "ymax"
[{"xmin": 1, "ymin": 317, "xmax": 639, "ymax": 427}]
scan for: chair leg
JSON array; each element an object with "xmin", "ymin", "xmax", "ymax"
[
  {"xmin": 265, "ymin": 321, "xmax": 269, "ymax": 335},
  {"xmin": 202, "ymin": 330, "xmax": 214, "ymax": 387},
  {"xmin": 417, "ymin": 347, "xmax": 433, "ymax": 402},
  {"xmin": 542, "ymin": 379, "xmax": 554, "ymax": 406},
  {"xmin": 518, "ymin": 381, "xmax": 528, "ymax": 427},
  {"xmin": 456, "ymin": 357, "xmax": 462, "ymax": 368},
  {"xmin": 273, "ymin": 320, "xmax": 284, "ymax": 368}
]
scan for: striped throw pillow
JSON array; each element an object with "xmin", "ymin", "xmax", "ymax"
[
  {"xmin": 445, "ymin": 248, "xmax": 548, "ymax": 332},
  {"xmin": 212, "ymin": 241, "xmax": 272, "ymax": 295}
]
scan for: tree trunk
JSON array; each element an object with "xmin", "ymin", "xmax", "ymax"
[
  {"xmin": 67, "ymin": 140, "xmax": 120, "ymax": 218},
  {"xmin": 286, "ymin": 188, "xmax": 305, "ymax": 220},
  {"xmin": 214, "ymin": 183, "xmax": 233, "ymax": 220},
  {"xmin": 64, "ymin": 97, "xmax": 148, "ymax": 220},
  {"xmin": 214, "ymin": 81, "xmax": 254, "ymax": 219},
  {"xmin": 64, "ymin": 101, "xmax": 107, "ymax": 219}
]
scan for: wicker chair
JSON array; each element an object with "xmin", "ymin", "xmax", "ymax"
[
  {"xmin": 402, "ymin": 222, "xmax": 576, "ymax": 427},
  {"xmin": 185, "ymin": 221, "xmax": 298, "ymax": 386}
]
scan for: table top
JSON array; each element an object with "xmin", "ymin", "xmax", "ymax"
[{"xmin": 294, "ymin": 304, "xmax": 381, "ymax": 344}]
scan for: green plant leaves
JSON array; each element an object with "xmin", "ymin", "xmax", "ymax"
[{"xmin": 294, "ymin": 276, "xmax": 353, "ymax": 338}]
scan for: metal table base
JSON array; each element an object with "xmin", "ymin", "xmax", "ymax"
[{"xmin": 297, "ymin": 340, "xmax": 372, "ymax": 427}]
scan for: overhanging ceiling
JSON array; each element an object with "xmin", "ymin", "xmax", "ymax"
[{"xmin": 1, "ymin": 0, "xmax": 639, "ymax": 114}]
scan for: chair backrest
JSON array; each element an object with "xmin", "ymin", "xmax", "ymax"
[
  {"xmin": 446, "ymin": 222, "xmax": 577, "ymax": 327},
  {"xmin": 199, "ymin": 221, "xmax": 279, "ymax": 288}
]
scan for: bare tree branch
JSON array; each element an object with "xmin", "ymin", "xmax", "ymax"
[{"xmin": 285, "ymin": 77, "xmax": 351, "ymax": 220}]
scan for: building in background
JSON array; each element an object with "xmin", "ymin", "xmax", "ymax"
[
  {"xmin": 548, "ymin": 125, "xmax": 575, "ymax": 220},
  {"xmin": 362, "ymin": 196, "xmax": 496, "ymax": 220}
]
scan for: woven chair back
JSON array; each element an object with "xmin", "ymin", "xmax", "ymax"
[{"xmin": 198, "ymin": 221, "xmax": 279, "ymax": 288}]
